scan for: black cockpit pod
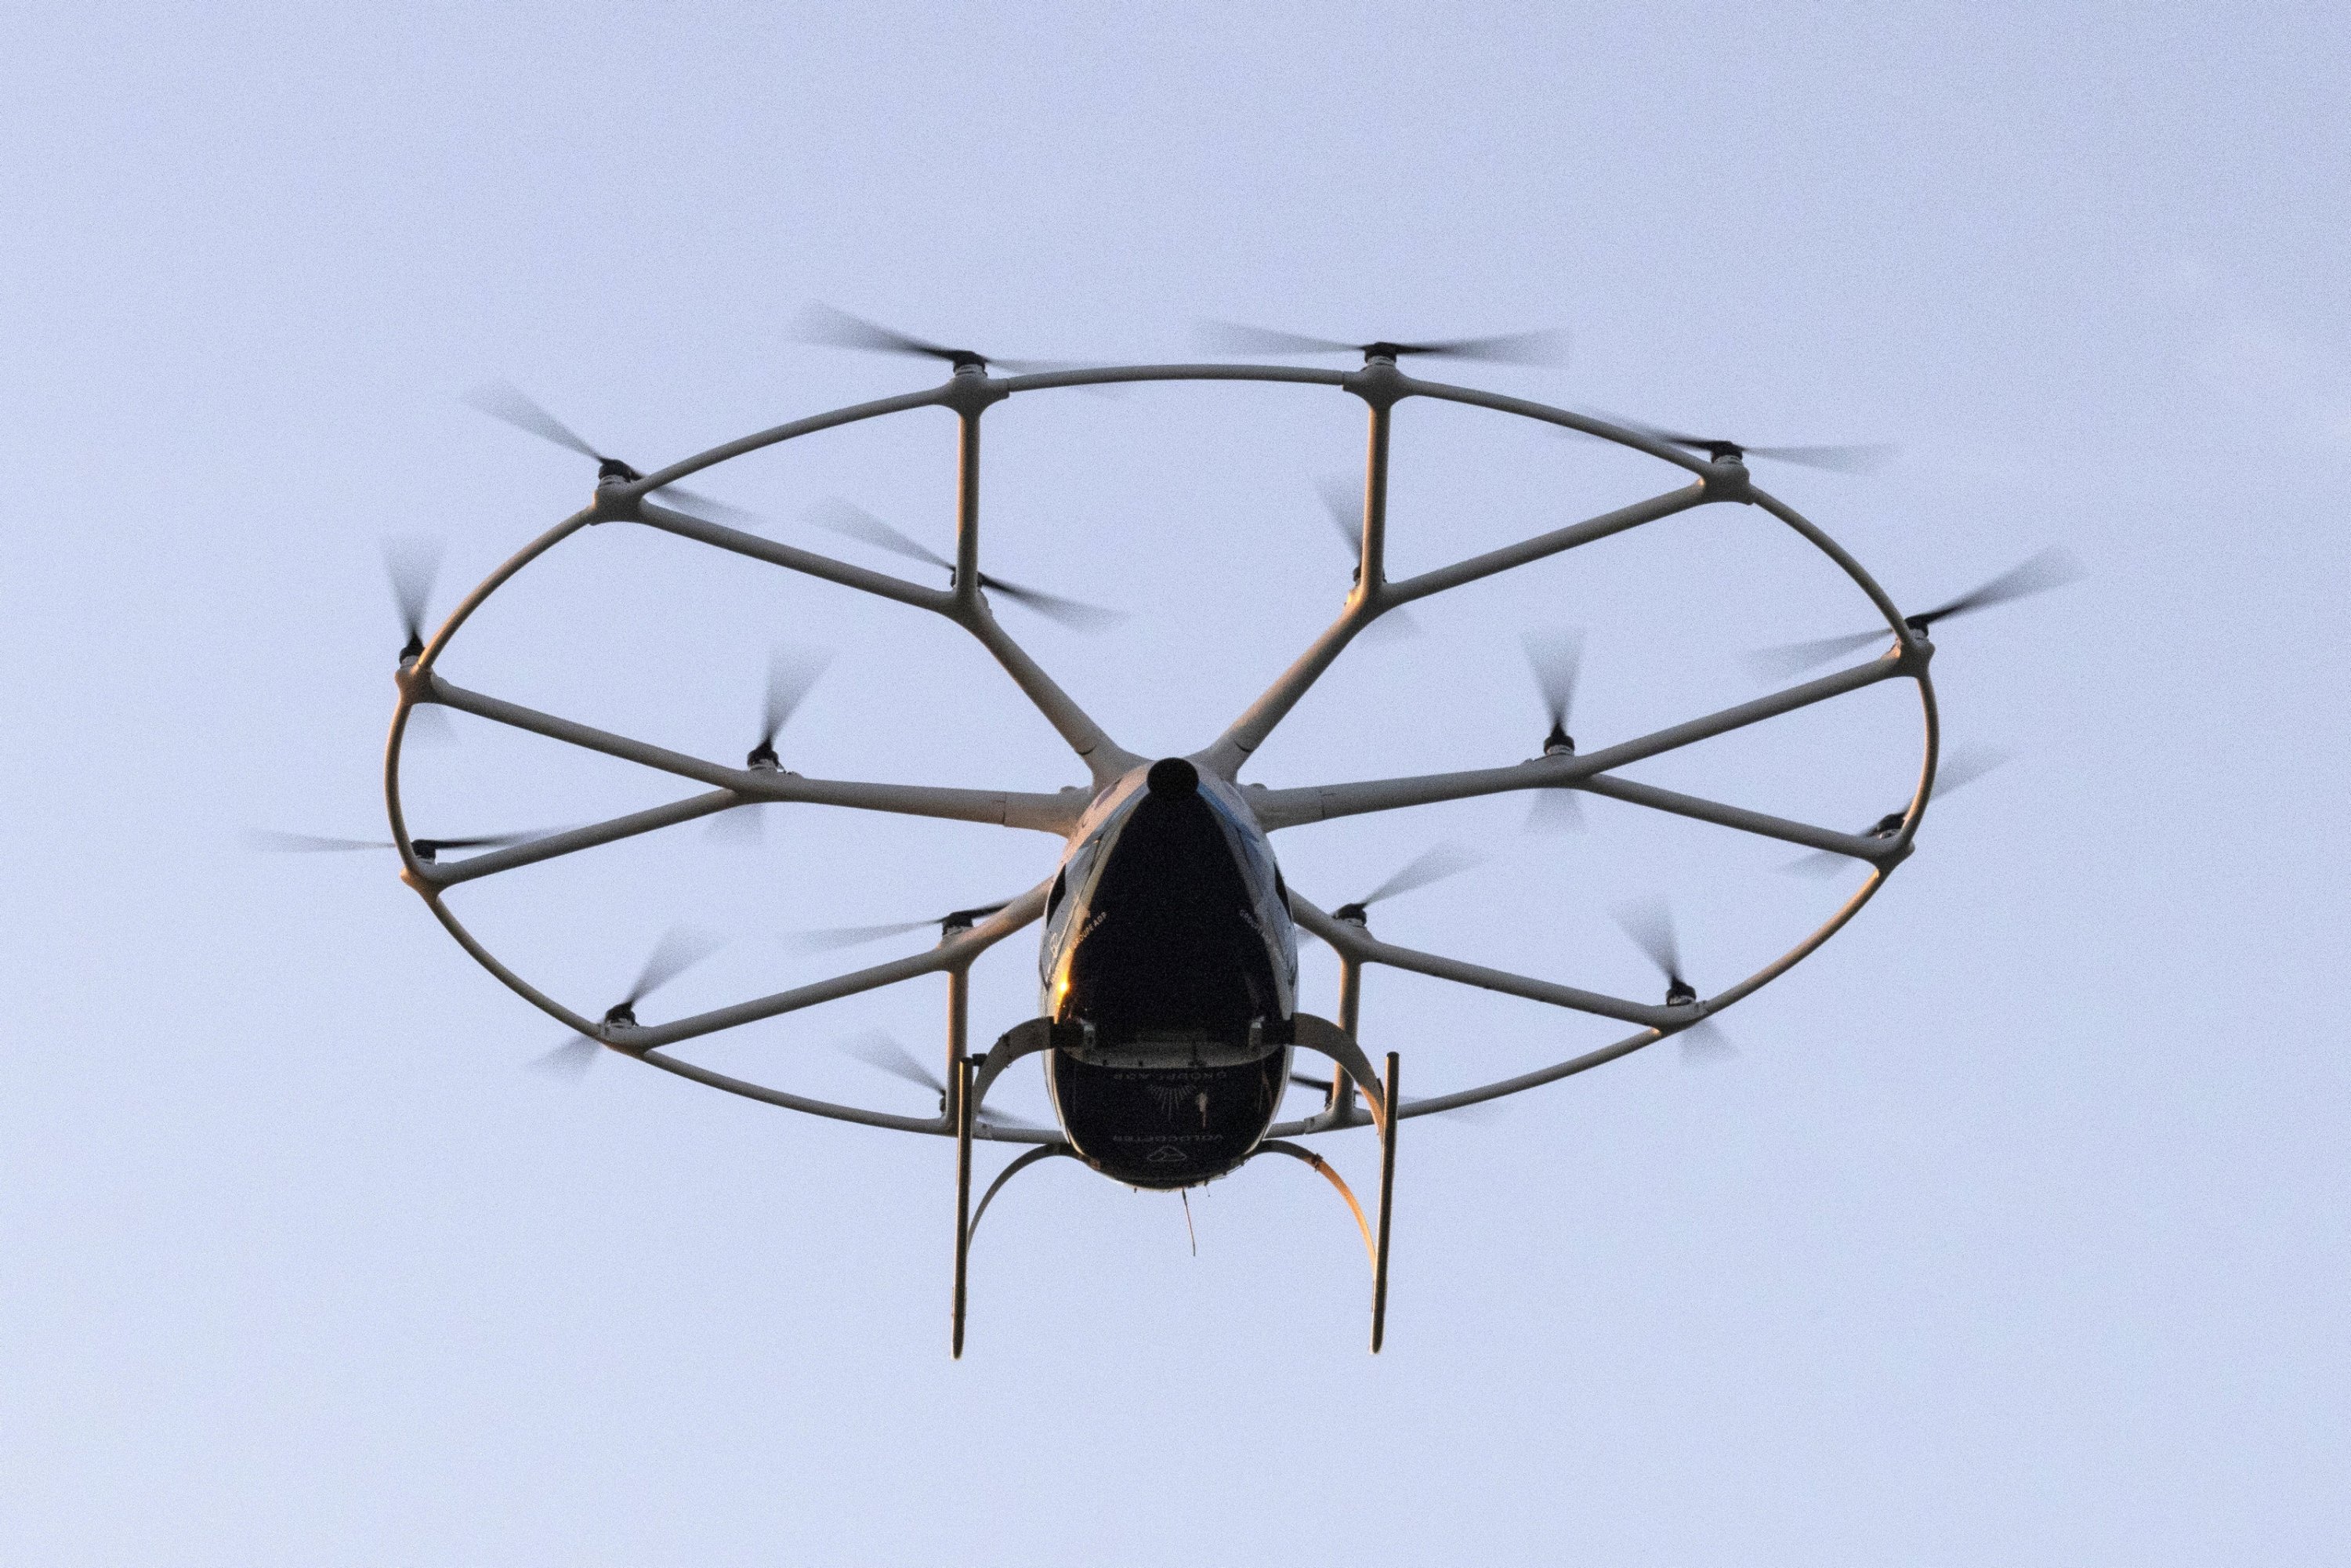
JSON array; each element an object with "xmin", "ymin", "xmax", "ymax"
[{"xmin": 1041, "ymin": 759, "xmax": 1297, "ymax": 1189}]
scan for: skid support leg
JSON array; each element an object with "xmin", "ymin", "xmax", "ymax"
[
  {"xmin": 1372, "ymin": 1050, "xmax": 1399, "ymax": 1353},
  {"xmin": 952, "ymin": 1052, "xmax": 975, "ymax": 1359}
]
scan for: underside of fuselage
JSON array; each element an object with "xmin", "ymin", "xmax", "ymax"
[{"xmin": 1040, "ymin": 758, "xmax": 1299, "ymax": 1188}]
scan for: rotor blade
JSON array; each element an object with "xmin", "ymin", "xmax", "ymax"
[
  {"xmin": 705, "ymin": 805, "xmax": 766, "ymax": 846},
  {"xmin": 1313, "ymin": 476, "xmax": 1363, "ymax": 562},
  {"xmin": 975, "ymin": 574, "xmax": 1128, "ymax": 632},
  {"xmin": 788, "ymin": 918, "xmax": 942, "ymax": 953},
  {"xmin": 621, "ymin": 923, "xmax": 726, "ymax": 1009},
  {"xmin": 761, "ymin": 644, "xmax": 834, "ymax": 748},
  {"xmin": 1521, "ymin": 627, "xmax": 1585, "ymax": 731},
  {"xmin": 842, "ymin": 1030, "xmax": 945, "ymax": 1095},
  {"xmin": 418, "ymin": 829, "xmax": 557, "ymax": 853},
  {"xmin": 1679, "ymin": 1020, "xmax": 1737, "ymax": 1064},
  {"xmin": 382, "ymin": 536, "xmax": 442, "ymax": 645},
  {"xmin": 1576, "ymin": 405, "xmax": 1694, "ymax": 446},
  {"xmin": 1358, "ymin": 607, "xmax": 1423, "ymax": 643},
  {"xmin": 1523, "ymin": 788, "xmax": 1587, "ymax": 834},
  {"xmin": 1741, "ymin": 443, "xmax": 1897, "ymax": 474},
  {"xmin": 245, "ymin": 825, "xmax": 553, "ymax": 855},
  {"xmin": 1290, "ymin": 1071, "xmax": 1335, "ymax": 1094},
  {"xmin": 790, "ymin": 894, "xmax": 1013, "ymax": 953},
  {"xmin": 1196, "ymin": 320, "xmax": 1360, "ymax": 358},
  {"xmin": 463, "ymin": 378, "xmax": 604, "ymax": 462},
  {"xmin": 1741, "ymin": 627, "xmax": 1893, "ymax": 682},
  {"xmin": 1391, "ymin": 329, "xmax": 1567, "ymax": 367},
  {"xmin": 653, "ymin": 483, "xmax": 762, "ymax": 525},
  {"xmin": 1357, "ymin": 842, "xmax": 1484, "ymax": 909},
  {"xmin": 1613, "ymin": 896, "xmax": 1683, "ymax": 983},
  {"xmin": 1913, "ymin": 547, "xmax": 2085, "ymax": 627},
  {"xmin": 531, "ymin": 1034, "xmax": 603, "ymax": 1080},
  {"xmin": 790, "ymin": 303, "xmax": 967, "ymax": 364},
  {"xmin": 975, "ymin": 1104, "xmax": 1057, "ymax": 1134},
  {"xmin": 404, "ymin": 704, "xmax": 458, "ymax": 748},
  {"xmin": 245, "ymin": 830, "xmax": 395, "ymax": 853},
  {"xmin": 986, "ymin": 356, "xmax": 1099, "ymax": 376},
  {"xmin": 1933, "ymin": 743, "xmax": 2013, "ymax": 801},
  {"xmin": 1781, "ymin": 847, "xmax": 1852, "ymax": 878},
  {"xmin": 806, "ymin": 498, "xmax": 951, "ymax": 573}
]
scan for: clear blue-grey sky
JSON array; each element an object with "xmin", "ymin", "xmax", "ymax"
[{"xmin": 5, "ymin": 4, "xmax": 2346, "ymax": 1563}]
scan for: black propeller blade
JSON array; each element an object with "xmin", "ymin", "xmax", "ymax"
[
  {"xmin": 1562, "ymin": 406, "xmax": 1894, "ymax": 473},
  {"xmin": 1331, "ymin": 843, "xmax": 1483, "ymax": 926},
  {"xmin": 380, "ymin": 537, "xmax": 458, "ymax": 742},
  {"xmin": 806, "ymin": 498, "xmax": 1125, "ymax": 631},
  {"xmin": 788, "ymin": 303, "xmax": 1088, "ymax": 375},
  {"xmin": 464, "ymin": 379, "xmax": 755, "ymax": 524},
  {"xmin": 710, "ymin": 646, "xmax": 835, "ymax": 846},
  {"xmin": 1744, "ymin": 547, "xmax": 2085, "ymax": 681},
  {"xmin": 246, "ymin": 827, "xmax": 552, "ymax": 864},
  {"xmin": 1612, "ymin": 897, "xmax": 1733, "ymax": 1063},
  {"xmin": 840, "ymin": 1029, "xmax": 1052, "ymax": 1132},
  {"xmin": 1312, "ymin": 476, "xmax": 1421, "ymax": 640},
  {"xmin": 1784, "ymin": 744, "xmax": 2014, "ymax": 877},
  {"xmin": 384, "ymin": 536, "xmax": 440, "ymax": 664},
  {"xmin": 790, "ymin": 899, "xmax": 1015, "ymax": 954},
  {"xmin": 533, "ymin": 923, "xmax": 726, "ymax": 1079},
  {"xmin": 1521, "ymin": 627, "xmax": 1588, "ymax": 832},
  {"xmin": 1201, "ymin": 321, "xmax": 1567, "ymax": 367}
]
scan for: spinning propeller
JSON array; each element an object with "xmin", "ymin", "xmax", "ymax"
[
  {"xmin": 1522, "ymin": 627, "xmax": 1588, "ymax": 832},
  {"xmin": 1744, "ymin": 547, "xmax": 2085, "ymax": 681},
  {"xmin": 1565, "ymin": 406, "xmax": 1894, "ymax": 473},
  {"xmin": 789, "ymin": 899, "xmax": 1016, "ymax": 954},
  {"xmin": 840, "ymin": 1029, "xmax": 1052, "ymax": 1132},
  {"xmin": 1200, "ymin": 321, "xmax": 1567, "ymax": 367},
  {"xmin": 534, "ymin": 925, "xmax": 726, "ymax": 1079},
  {"xmin": 381, "ymin": 538, "xmax": 459, "ymax": 742},
  {"xmin": 464, "ymin": 380, "xmax": 755, "ymax": 523},
  {"xmin": 246, "ymin": 827, "xmax": 552, "ymax": 864},
  {"xmin": 709, "ymin": 646, "xmax": 834, "ymax": 846},
  {"xmin": 806, "ymin": 498, "xmax": 1125, "ymax": 631},
  {"xmin": 1612, "ymin": 898, "xmax": 1735, "ymax": 1063},
  {"xmin": 1331, "ymin": 843, "xmax": 1484, "ymax": 928},
  {"xmin": 1312, "ymin": 476, "xmax": 1421, "ymax": 639},
  {"xmin": 789, "ymin": 303, "xmax": 1091, "ymax": 375},
  {"xmin": 1784, "ymin": 743, "xmax": 2012, "ymax": 878}
]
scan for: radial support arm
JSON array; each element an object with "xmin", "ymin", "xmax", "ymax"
[
  {"xmin": 616, "ymin": 882, "xmax": 1049, "ymax": 1051},
  {"xmin": 1250, "ymin": 653, "xmax": 1904, "ymax": 830},
  {"xmin": 418, "ymin": 675, "xmax": 1084, "ymax": 841},
  {"xmin": 1292, "ymin": 898, "xmax": 1679, "ymax": 1029},
  {"xmin": 1201, "ymin": 483, "xmax": 1711, "ymax": 777},
  {"xmin": 635, "ymin": 501, "xmax": 951, "ymax": 612},
  {"xmin": 1382, "ymin": 483, "xmax": 1708, "ymax": 607}
]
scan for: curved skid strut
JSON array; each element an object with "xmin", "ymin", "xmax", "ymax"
[
  {"xmin": 1252, "ymin": 1048, "xmax": 1398, "ymax": 1352},
  {"xmin": 389, "ymin": 355, "xmax": 1938, "ymax": 1208},
  {"xmin": 955, "ymin": 1141, "xmax": 1080, "ymax": 1359},
  {"xmin": 1257, "ymin": 1141, "xmax": 1376, "ymax": 1266},
  {"xmin": 1375, "ymin": 1052, "xmax": 1399, "ymax": 1353}
]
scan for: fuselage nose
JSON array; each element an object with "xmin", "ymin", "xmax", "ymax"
[{"xmin": 1039, "ymin": 759, "xmax": 1300, "ymax": 1186}]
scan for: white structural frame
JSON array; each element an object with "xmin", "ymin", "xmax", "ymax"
[{"xmin": 386, "ymin": 354, "xmax": 1940, "ymax": 1146}]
